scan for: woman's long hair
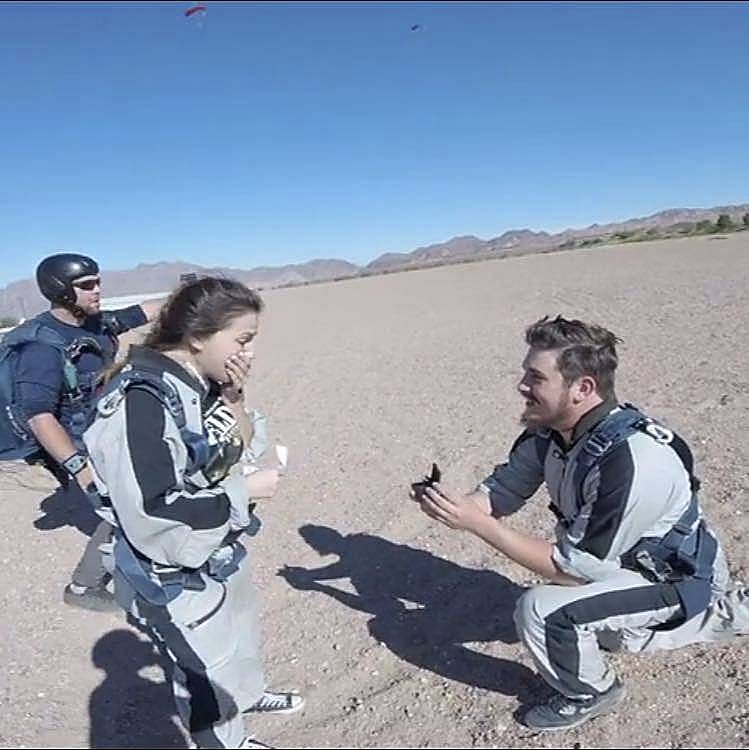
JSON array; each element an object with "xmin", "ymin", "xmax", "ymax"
[
  {"xmin": 144, "ymin": 276, "xmax": 264, "ymax": 352},
  {"xmin": 103, "ymin": 276, "xmax": 264, "ymax": 384}
]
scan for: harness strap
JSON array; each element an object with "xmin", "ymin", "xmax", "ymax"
[
  {"xmin": 96, "ymin": 364, "xmax": 255, "ymax": 606},
  {"xmin": 573, "ymin": 404, "xmax": 716, "ymax": 591},
  {"xmin": 113, "ymin": 531, "xmax": 186, "ymax": 606},
  {"xmin": 113, "ymin": 530, "xmax": 247, "ymax": 607},
  {"xmin": 96, "ymin": 366, "xmax": 225, "ymax": 479}
]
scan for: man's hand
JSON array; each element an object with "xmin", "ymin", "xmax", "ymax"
[
  {"xmin": 139, "ymin": 299, "xmax": 165, "ymax": 323},
  {"xmin": 420, "ymin": 484, "xmax": 491, "ymax": 533},
  {"xmin": 76, "ymin": 464, "xmax": 95, "ymax": 493},
  {"xmin": 409, "ymin": 483, "xmax": 441, "ymax": 521}
]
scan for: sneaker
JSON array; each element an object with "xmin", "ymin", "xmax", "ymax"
[
  {"xmin": 245, "ymin": 690, "xmax": 305, "ymax": 715},
  {"xmin": 239, "ymin": 737, "xmax": 274, "ymax": 749},
  {"xmin": 523, "ymin": 678, "xmax": 626, "ymax": 731},
  {"xmin": 63, "ymin": 583, "xmax": 120, "ymax": 613}
]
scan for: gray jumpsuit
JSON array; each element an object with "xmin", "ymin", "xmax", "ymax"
[
  {"xmin": 480, "ymin": 398, "xmax": 743, "ymax": 699},
  {"xmin": 84, "ymin": 346, "xmax": 266, "ymax": 748}
]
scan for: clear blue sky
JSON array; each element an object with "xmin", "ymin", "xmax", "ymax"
[{"xmin": 1, "ymin": 2, "xmax": 748, "ymax": 286}]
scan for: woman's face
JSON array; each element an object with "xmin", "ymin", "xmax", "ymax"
[{"xmin": 192, "ymin": 311, "xmax": 259, "ymax": 385}]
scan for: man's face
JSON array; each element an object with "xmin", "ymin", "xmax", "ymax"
[
  {"xmin": 517, "ymin": 347, "xmax": 574, "ymax": 429},
  {"xmin": 72, "ymin": 274, "xmax": 102, "ymax": 316}
]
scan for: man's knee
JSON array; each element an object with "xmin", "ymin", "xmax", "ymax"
[{"xmin": 514, "ymin": 586, "xmax": 547, "ymax": 636}]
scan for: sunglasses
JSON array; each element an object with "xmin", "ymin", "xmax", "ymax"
[{"xmin": 73, "ymin": 277, "xmax": 101, "ymax": 291}]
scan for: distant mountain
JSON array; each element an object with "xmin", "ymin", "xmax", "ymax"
[
  {"xmin": 1, "ymin": 203, "xmax": 747, "ymax": 319},
  {"xmin": 0, "ymin": 259, "xmax": 360, "ymax": 319},
  {"xmin": 366, "ymin": 235, "xmax": 486, "ymax": 270},
  {"xmin": 366, "ymin": 203, "xmax": 749, "ymax": 267}
]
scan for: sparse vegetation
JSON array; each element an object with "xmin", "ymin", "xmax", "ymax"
[
  {"xmin": 675, "ymin": 222, "xmax": 696, "ymax": 234},
  {"xmin": 696, "ymin": 219, "xmax": 717, "ymax": 233},
  {"xmin": 0, "ymin": 316, "xmax": 19, "ymax": 328},
  {"xmin": 716, "ymin": 213, "xmax": 734, "ymax": 231}
]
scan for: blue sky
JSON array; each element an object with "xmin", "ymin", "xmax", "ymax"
[{"xmin": 1, "ymin": 2, "xmax": 748, "ymax": 285}]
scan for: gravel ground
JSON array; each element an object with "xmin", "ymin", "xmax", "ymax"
[{"xmin": 1, "ymin": 232, "xmax": 747, "ymax": 748}]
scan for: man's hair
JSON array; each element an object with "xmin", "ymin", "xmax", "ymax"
[{"xmin": 525, "ymin": 315, "xmax": 621, "ymax": 399}]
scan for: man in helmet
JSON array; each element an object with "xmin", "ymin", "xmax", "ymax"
[{"xmin": 14, "ymin": 253, "xmax": 162, "ymax": 611}]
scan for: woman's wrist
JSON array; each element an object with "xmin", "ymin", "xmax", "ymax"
[{"xmin": 221, "ymin": 386, "xmax": 243, "ymax": 405}]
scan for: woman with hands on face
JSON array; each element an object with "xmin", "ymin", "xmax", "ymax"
[{"xmin": 83, "ymin": 277, "xmax": 302, "ymax": 750}]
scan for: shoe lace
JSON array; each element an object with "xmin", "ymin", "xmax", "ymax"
[
  {"xmin": 256, "ymin": 692, "xmax": 287, "ymax": 710},
  {"xmin": 547, "ymin": 693, "xmax": 589, "ymax": 716}
]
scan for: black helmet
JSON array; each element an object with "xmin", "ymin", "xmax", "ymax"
[{"xmin": 36, "ymin": 253, "xmax": 99, "ymax": 306}]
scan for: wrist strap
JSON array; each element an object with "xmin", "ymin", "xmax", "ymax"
[{"xmin": 62, "ymin": 452, "xmax": 88, "ymax": 477}]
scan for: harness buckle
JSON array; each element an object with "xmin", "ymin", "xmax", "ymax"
[
  {"xmin": 584, "ymin": 432, "xmax": 612, "ymax": 457},
  {"xmin": 634, "ymin": 549, "xmax": 673, "ymax": 583}
]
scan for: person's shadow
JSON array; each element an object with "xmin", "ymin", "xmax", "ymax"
[
  {"xmin": 280, "ymin": 524, "xmax": 545, "ymax": 703},
  {"xmin": 1, "ymin": 453, "xmax": 97, "ymax": 537},
  {"xmin": 89, "ymin": 629, "xmax": 188, "ymax": 749},
  {"xmin": 28, "ymin": 454, "xmax": 102, "ymax": 538},
  {"xmin": 33, "ymin": 480, "xmax": 102, "ymax": 537}
]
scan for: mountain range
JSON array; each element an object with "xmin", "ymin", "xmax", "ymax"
[{"xmin": 1, "ymin": 202, "xmax": 747, "ymax": 320}]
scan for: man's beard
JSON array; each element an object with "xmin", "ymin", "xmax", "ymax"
[{"xmin": 519, "ymin": 392, "xmax": 572, "ymax": 430}]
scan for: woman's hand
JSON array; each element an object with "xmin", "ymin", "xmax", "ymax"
[{"xmin": 221, "ymin": 352, "xmax": 252, "ymax": 404}]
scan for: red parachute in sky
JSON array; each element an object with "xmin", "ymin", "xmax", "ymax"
[{"xmin": 184, "ymin": 4, "xmax": 207, "ymax": 18}]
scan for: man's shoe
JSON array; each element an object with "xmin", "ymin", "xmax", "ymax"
[
  {"xmin": 63, "ymin": 583, "xmax": 119, "ymax": 613},
  {"xmin": 245, "ymin": 690, "xmax": 305, "ymax": 715},
  {"xmin": 523, "ymin": 678, "xmax": 626, "ymax": 731}
]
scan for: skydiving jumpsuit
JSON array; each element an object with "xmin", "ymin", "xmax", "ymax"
[
  {"xmin": 84, "ymin": 346, "xmax": 268, "ymax": 748},
  {"xmin": 479, "ymin": 397, "xmax": 743, "ymax": 700}
]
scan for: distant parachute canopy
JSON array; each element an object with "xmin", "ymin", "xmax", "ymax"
[{"xmin": 185, "ymin": 4, "xmax": 207, "ymax": 18}]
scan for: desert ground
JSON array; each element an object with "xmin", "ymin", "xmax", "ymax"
[{"xmin": 0, "ymin": 232, "xmax": 747, "ymax": 749}]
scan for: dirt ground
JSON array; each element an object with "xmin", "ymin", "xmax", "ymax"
[{"xmin": 1, "ymin": 232, "xmax": 747, "ymax": 749}]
